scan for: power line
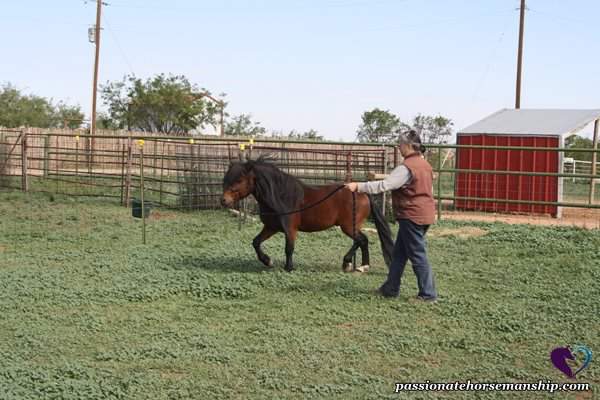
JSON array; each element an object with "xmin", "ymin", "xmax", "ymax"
[
  {"xmin": 106, "ymin": 0, "xmax": 407, "ymax": 12},
  {"xmin": 103, "ymin": 14, "xmax": 136, "ymax": 76},
  {"xmin": 471, "ymin": 11, "xmax": 514, "ymax": 103}
]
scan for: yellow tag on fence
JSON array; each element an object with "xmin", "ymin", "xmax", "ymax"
[
  {"xmin": 189, "ymin": 138, "xmax": 195, "ymax": 144},
  {"xmin": 249, "ymin": 138, "xmax": 254, "ymax": 145},
  {"xmin": 137, "ymin": 139, "xmax": 145, "ymax": 147},
  {"xmin": 239, "ymin": 144, "xmax": 246, "ymax": 151},
  {"xmin": 75, "ymin": 135, "xmax": 80, "ymax": 142}
]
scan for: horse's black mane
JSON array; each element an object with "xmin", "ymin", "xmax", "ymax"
[{"xmin": 224, "ymin": 155, "xmax": 304, "ymax": 214}]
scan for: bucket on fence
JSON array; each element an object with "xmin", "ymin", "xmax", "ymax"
[{"xmin": 131, "ymin": 199, "xmax": 151, "ymax": 218}]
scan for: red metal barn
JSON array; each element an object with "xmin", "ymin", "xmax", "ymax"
[{"xmin": 455, "ymin": 109, "xmax": 600, "ymax": 218}]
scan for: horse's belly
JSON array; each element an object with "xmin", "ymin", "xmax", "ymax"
[{"xmin": 297, "ymin": 212, "xmax": 337, "ymax": 232}]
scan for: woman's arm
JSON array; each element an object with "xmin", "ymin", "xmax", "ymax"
[{"xmin": 353, "ymin": 165, "xmax": 412, "ymax": 194}]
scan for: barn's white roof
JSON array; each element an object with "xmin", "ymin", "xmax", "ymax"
[{"xmin": 459, "ymin": 109, "xmax": 600, "ymax": 137}]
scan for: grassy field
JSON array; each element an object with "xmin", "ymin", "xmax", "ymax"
[{"xmin": 0, "ymin": 191, "xmax": 598, "ymax": 399}]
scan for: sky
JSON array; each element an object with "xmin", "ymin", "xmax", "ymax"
[{"xmin": 2, "ymin": 0, "xmax": 599, "ymax": 141}]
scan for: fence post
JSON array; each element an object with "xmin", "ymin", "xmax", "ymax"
[
  {"xmin": 188, "ymin": 140, "xmax": 194, "ymax": 210},
  {"xmin": 120, "ymin": 143, "xmax": 126, "ymax": 205},
  {"xmin": 0, "ymin": 131, "xmax": 4, "ymax": 183},
  {"xmin": 381, "ymin": 145, "xmax": 387, "ymax": 216},
  {"xmin": 86, "ymin": 130, "xmax": 92, "ymax": 176},
  {"xmin": 75, "ymin": 134, "xmax": 80, "ymax": 179},
  {"xmin": 238, "ymin": 144, "xmax": 246, "ymax": 230},
  {"xmin": 159, "ymin": 141, "xmax": 165, "ymax": 206},
  {"xmin": 345, "ymin": 151, "xmax": 353, "ymax": 183},
  {"xmin": 21, "ymin": 130, "xmax": 28, "ymax": 192},
  {"xmin": 589, "ymin": 119, "xmax": 599, "ymax": 204},
  {"xmin": 437, "ymin": 146, "xmax": 442, "ymax": 221},
  {"xmin": 140, "ymin": 142, "xmax": 146, "ymax": 245},
  {"xmin": 43, "ymin": 135, "xmax": 49, "ymax": 177},
  {"xmin": 153, "ymin": 139, "xmax": 158, "ymax": 178},
  {"xmin": 124, "ymin": 135, "xmax": 133, "ymax": 207}
]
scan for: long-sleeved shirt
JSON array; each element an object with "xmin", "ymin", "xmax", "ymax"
[{"xmin": 357, "ymin": 165, "xmax": 412, "ymax": 195}]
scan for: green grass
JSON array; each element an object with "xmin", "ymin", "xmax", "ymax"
[{"xmin": 0, "ymin": 191, "xmax": 598, "ymax": 399}]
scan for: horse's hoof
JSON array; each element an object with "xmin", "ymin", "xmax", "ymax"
[
  {"xmin": 342, "ymin": 262, "xmax": 354, "ymax": 273},
  {"xmin": 259, "ymin": 257, "xmax": 273, "ymax": 267},
  {"xmin": 355, "ymin": 265, "xmax": 370, "ymax": 273}
]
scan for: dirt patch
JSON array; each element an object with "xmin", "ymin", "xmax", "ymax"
[
  {"xmin": 429, "ymin": 227, "xmax": 488, "ymax": 239},
  {"xmin": 442, "ymin": 208, "xmax": 600, "ymax": 230},
  {"xmin": 574, "ymin": 391, "xmax": 594, "ymax": 400},
  {"xmin": 423, "ymin": 355, "xmax": 443, "ymax": 369},
  {"xmin": 0, "ymin": 245, "xmax": 6, "ymax": 252},
  {"xmin": 149, "ymin": 211, "xmax": 178, "ymax": 220}
]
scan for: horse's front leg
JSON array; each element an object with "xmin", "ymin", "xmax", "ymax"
[
  {"xmin": 284, "ymin": 229, "xmax": 297, "ymax": 272},
  {"xmin": 253, "ymin": 226, "xmax": 276, "ymax": 267}
]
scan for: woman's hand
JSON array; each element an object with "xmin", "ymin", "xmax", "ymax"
[{"xmin": 345, "ymin": 182, "xmax": 358, "ymax": 192}]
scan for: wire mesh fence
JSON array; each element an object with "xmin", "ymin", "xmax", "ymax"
[
  {"xmin": 0, "ymin": 128, "xmax": 391, "ymax": 213},
  {"xmin": 1, "ymin": 128, "xmax": 599, "ymax": 227}
]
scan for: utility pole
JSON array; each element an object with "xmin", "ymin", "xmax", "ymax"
[
  {"xmin": 91, "ymin": 0, "xmax": 103, "ymax": 137},
  {"xmin": 515, "ymin": 0, "xmax": 526, "ymax": 109}
]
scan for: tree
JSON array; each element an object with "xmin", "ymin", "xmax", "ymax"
[
  {"xmin": 96, "ymin": 112, "xmax": 120, "ymax": 130},
  {"xmin": 356, "ymin": 108, "xmax": 454, "ymax": 144},
  {"xmin": 224, "ymin": 114, "xmax": 266, "ymax": 137},
  {"xmin": 0, "ymin": 84, "xmax": 83, "ymax": 128},
  {"xmin": 356, "ymin": 108, "xmax": 405, "ymax": 143},
  {"xmin": 565, "ymin": 135, "xmax": 593, "ymax": 162},
  {"xmin": 101, "ymin": 74, "xmax": 224, "ymax": 135},
  {"xmin": 56, "ymin": 102, "xmax": 85, "ymax": 129},
  {"xmin": 410, "ymin": 114, "xmax": 453, "ymax": 144},
  {"xmin": 286, "ymin": 129, "xmax": 324, "ymax": 141}
]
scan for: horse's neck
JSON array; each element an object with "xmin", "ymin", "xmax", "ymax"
[{"xmin": 252, "ymin": 172, "xmax": 303, "ymax": 210}]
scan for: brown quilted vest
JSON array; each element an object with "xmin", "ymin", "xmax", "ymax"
[{"xmin": 391, "ymin": 152, "xmax": 435, "ymax": 225}]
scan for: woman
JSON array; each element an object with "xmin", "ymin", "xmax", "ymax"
[{"xmin": 345, "ymin": 130, "xmax": 437, "ymax": 302}]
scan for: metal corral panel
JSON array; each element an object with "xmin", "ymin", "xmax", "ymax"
[{"xmin": 455, "ymin": 134, "xmax": 560, "ymax": 216}]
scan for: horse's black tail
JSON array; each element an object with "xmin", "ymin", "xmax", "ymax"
[{"xmin": 367, "ymin": 194, "xmax": 394, "ymax": 268}]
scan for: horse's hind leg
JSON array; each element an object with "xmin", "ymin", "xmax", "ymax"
[
  {"xmin": 340, "ymin": 225, "xmax": 369, "ymax": 272},
  {"xmin": 284, "ymin": 229, "xmax": 297, "ymax": 272},
  {"xmin": 357, "ymin": 232, "xmax": 369, "ymax": 269},
  {"xmin": 253, "ymin": 226, "xmax": 276, "ymax": 267}
]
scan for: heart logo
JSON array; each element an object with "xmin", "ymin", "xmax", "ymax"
[{"xmin": 550, "ymin": 345, "xmax": 592, "ymax": 379}]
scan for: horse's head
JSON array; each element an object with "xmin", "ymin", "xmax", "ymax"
[{"xmin": 221, "ymin": 161, "xmax": 256, "ymax": 208}]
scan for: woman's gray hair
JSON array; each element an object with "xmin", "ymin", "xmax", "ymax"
[{"xmin": 398, "ymin": 130, "xmax": 426, "ymax": 153}]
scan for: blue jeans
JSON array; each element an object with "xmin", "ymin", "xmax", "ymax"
[{"xmin": 382, "ymin": 219, "xmax": 437, "ymax": 299}]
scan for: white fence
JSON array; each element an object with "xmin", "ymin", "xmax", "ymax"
[{"xmin": 563, "ymin": 158, "xmax": 600, "ymax": 183}]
